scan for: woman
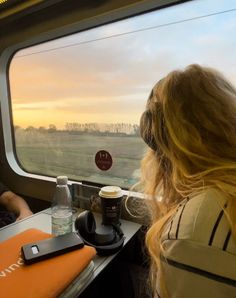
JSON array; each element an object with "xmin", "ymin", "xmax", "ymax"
[{"xmin": 140, "ymin": 64, "xmax": 236, "ymax": 297}]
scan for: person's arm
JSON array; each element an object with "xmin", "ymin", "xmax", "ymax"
[{"xmin": 0, "ymin": 190, "xmax": 33, "ymax": 220}]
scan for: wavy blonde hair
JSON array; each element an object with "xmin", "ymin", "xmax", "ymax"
[{"xmin": 140, "ymin": 64, "xmax": 236, "ymax": 296}]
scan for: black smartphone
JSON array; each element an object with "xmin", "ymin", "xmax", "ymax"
[{"xmin": 21, "ymin": 232, "xmax": 84, "ymax": 265}]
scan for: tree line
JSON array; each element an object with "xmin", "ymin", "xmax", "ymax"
[{"xmin": 14, "ymin": 122, "xmax": 140, "ymax": 136}]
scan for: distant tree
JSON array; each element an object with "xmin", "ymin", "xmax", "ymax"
[
  {"xmin": 65, "ymin": 122, "xmax": 80, "ymax": 132},
  {"xmin": 65, "ymin": 123, "xmax": 71, "ymax": 131},
  {"xmin": 38, "ymin": 126, "xmax": 47, "ymax": 133},
  {"xmin": 133, "ymin": 124, "xmax": 140, "ymax": 136},
  {"xmin": 14, "ymin": 125, "xmax": 21, "ymax": 131},
  {"xmin": 25, "ymin": 126, "xmax": 36, "ymax": 132},
  {"xmin": 48, "ymin": 124, "xmax": 57, "ymax": 133}
]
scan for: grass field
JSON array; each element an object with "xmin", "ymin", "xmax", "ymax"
[{"xmin": 15, "ymin": 130, "xmax": 147, "ymax": 188}]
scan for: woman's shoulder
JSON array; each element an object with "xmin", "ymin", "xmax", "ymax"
[
  {"xmin": 161, "ymin": 188, "xmax": 234, "ymax": 253},
  {"xmin": 159, "ymin": 189, "xmax": 236, "ymax": 297}
]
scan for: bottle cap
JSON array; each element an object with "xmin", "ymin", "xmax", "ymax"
[
  {"xmin": 56, "ymin": 176, "xmax": 68, "ymax": 185},
  {"xmin": 99, "ymin": 186, "xmax": 123, "ymax": 199}
]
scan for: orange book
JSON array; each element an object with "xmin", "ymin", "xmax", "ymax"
[{"xmin": 0, "ymin": 229, "xmax": 96, "ymax": 298}]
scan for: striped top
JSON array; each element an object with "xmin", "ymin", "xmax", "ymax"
[{"xmin": 158, "ymin": 188, "xmax": 236, "ymax": 298}]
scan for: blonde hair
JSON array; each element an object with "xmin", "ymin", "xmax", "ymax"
[{"xmin": 140, "ymin": 64, "xmax": 236, "ymax": 295}]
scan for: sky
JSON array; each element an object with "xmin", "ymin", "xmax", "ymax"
[{"xmin": 9, "ymin": 0, "xmax": 236, "ymax": 129}]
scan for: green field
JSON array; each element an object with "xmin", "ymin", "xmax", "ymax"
[{"xmin": 15, "ymin": 130, "xmax": 147, "ymax": 188}]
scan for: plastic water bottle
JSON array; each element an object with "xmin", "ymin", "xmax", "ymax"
[{"xmin": 51, "ymin": 176, "xmax": 73, "ymax": 236}]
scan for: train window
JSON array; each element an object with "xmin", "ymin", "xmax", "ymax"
[{"xmin": 8, "ymin": 0, "xmax": 236, "ymax": 188}]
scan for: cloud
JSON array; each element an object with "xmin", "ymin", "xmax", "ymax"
[{"xmin": 9, "ymin": 0, "xmax": 236, "ymax": 128}]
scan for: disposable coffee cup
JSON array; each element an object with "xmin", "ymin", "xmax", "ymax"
[{"xmin": 99, "ymin": 186, "xmax": 123, "ymax": 225}]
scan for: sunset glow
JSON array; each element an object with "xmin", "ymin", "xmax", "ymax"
[{"xmin": 9, "ymin": 0, "xmax": 236, "ymax": 130}]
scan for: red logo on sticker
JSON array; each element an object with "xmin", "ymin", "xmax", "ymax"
[{"xmin": 95, "ymin": 150, "xmax": 113, "ymax": 171}]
